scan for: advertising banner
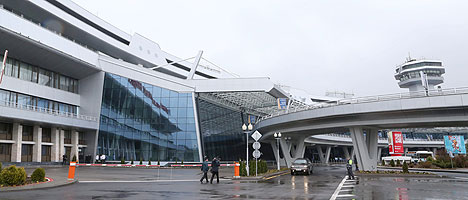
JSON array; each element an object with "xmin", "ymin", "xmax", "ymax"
[
  {"xmin": 277, "ymin": 98, "xmax": 288, "ymax": 109},
  {"xmin": 444, "ymin": 135, "xmax": 466, "ymax": 155},
  {"xmin": 248, "ymin": 115, "xmax": 256, "ymax": 124},
  {"xmin": 388, "ymin": 131, "xmax": 404, "ymax": 154}
]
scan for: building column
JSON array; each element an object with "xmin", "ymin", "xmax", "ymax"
[
  {"xmin": 350, "ymin": 148, "xmax": 355, "ymax": 159},
  {"xmin": 432, "ymin": 148, "xmax": 437, "ymax": 154},
  {"xmin": 59, "ymin": 129, "xmax": 65, "ymax": 161},
  {"xmin": 11, "ymin": 123, "xmax": 22, "ymax": 162},
  {"xmin": 343, "ymin": 146, "xmax": 350, "ymax": 159},
  {"xmin": 350, "ymin": 127, "xmax": 379, "ymax": 171},
  {"xmin": 32, "ymin": 125, "xmax": 42, "ymax": 162},
  {"xmin": 71, "ymin": 131, "xmax": 79, "ymax": 162},
  {"xmin": 84, "ymin": 130, "xmax": 99, "ymax": 163},
  {"xmin": 51, "ymin": 127, "xmax": 60, "ymax": 162}
]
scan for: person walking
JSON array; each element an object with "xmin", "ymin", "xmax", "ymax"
[
  {"xmin": 347, "ymin": 158, "xmax": 355, "ymax": 179},
  {"xmin": 210, "ymin": 157, "xmax": 220, "ymax": 184},
  {"xmin": 62, "ymin": 154, "xmax": 67, "ymax": 166},
  {"xmin": 200, "ymin": 156, "xmax": 209, "ymax": 183},
  {"xmin": 100, "ymin": 154, "xmax": 106, "ymax": 164}
]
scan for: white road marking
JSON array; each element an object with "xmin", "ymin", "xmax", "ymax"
[
  {"xmin": 336, "ymin": 194, "xmax": 356, "ymax": 198},
  {"xmin": 330, "ymin": 175, "xmax": 359, "ymax": 200},
  {"xmin": 330, "ymin": 176, "xmax": 348, "ymax": 200},
  {"xmin": 454, "ymin": 177, "xmax": 468, "ymax": 180}
]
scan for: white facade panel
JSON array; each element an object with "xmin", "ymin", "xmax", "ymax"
[
  {"xmin": 0, "ymin": 76, "xmax": 80, "ymax": 106},
  {"xmin": 0, "ymin": 8, "xmax": 99, "ymax": 67}
]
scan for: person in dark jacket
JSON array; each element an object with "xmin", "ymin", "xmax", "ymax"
[
  {"xmin": 210, "ymin": 157, "xmax": 220, "ymax": 184},
  {"xmin": 347, "ymin": 159, "xmax": 355, "ymax": 179},
  {"xmin": 200, "ymin": 157, "xmax": 209, "ymax": 183}
]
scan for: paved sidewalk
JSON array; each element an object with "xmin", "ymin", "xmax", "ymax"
[
  {"xmin": 0, "ymin": 167, "xmax": 76, "ymax": 192},
  {"xmin": 378, "ymin": 166, "xmax": 468, "ymax": 174}
]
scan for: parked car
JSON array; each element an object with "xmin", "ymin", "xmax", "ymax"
[{"xmin": 291, "ymin": 158, "xmax": 313, "ymax": 175}]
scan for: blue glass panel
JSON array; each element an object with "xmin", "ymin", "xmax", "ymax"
[{"xmin": 98, "ymin": 73, "xmax": 199, "ymax": 162}]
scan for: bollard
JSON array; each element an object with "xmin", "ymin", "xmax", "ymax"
[
  {"xmin": 234, "ymin": 162, "xmax": 240, "ymax": 178},
  {"xmin": 68, "ymin": 161, "xmax": 77, "ymax": 181}
]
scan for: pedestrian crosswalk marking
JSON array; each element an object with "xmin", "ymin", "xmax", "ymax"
[{"xmin": 329, "ymin": 175, "xmax": 359, "ymax": 200}]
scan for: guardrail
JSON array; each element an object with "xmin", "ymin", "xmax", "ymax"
[
  {"xmin": 319, "ymin": 133, "xmax": 444, "ymax": 142},
  {"xmin": 259, "ymin": 87, "xmax": 468, "ymax": 122},
  {"xmin": 0, "ymin": 99, "xmax": 98, "ymax": 122}
]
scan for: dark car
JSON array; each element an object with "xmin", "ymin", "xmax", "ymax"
[{"xmin": 291, "ymin": 158, "xmax": 313, "ymax": 175}]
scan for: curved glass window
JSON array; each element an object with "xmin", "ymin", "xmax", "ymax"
[{"xmin": 97, "ymin": 73, "xmax": 199, "ymax": 162}]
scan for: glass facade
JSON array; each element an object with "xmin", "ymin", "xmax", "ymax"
[
  {"xmin": 0, "ymin": 55, "xmax": 78, "ymax": 93},
  {"xmin": 98, "ymin": 73, "xmax": 199, "ymax": 162},
  {"xmin": 196, "ymin": 98, "xmax": 248, "ymax": 161}
]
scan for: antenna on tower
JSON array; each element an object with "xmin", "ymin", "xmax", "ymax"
[{"xmin": 406, "ymin": 52, "xmax": 412, "ymax": 62}]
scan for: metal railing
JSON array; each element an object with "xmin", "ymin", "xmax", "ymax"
[
  {"xmin": 259, "ymin": 87, "xmax": 468, "ymax": 122},
  {"xmin": 0, "ymin": 99, "xmax": 98, "ymax": 122},
  {"xmin": 320, "ymin": 133, "xmax": 443, "ymax": 142}
]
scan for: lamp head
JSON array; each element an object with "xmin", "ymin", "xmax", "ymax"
[
  {"xmin": 278, "ymin": 132, "xmax": 282, "ymax": 138},
  {"xmin": 242, "ymin": 124, "xmax": 247, "ymax": 131},
  {"xmin": 274, "ymin": 133, "xmax": 277, "ymax": 137},
  {"xmin": 248, "ymin": 123, "xmax": 253, "ymax": 131}
]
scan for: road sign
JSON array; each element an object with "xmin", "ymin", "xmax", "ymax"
[
  {"xmin": 253, "ymin": 142, "xmax": 261, "ymax": 150},
  {"xmin": 251, "ymin": 131, "xmax": 262, "ymax": 141},
  {"xmin": 253, "ymin": 150, "xmax": 261, "ymax": 158}
]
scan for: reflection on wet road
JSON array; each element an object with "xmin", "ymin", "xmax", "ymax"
[
  {"xmin": 0, "ymin": 166, "xmax": 347, "ymax": 200},
  {"xmin": 4, "ymin": 165, "xmax": 468, "ymax": 199}
]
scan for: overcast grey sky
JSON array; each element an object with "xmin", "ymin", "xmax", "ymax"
[{"xmin": 74, "ymin": 0, "xmax": 468, "ymax": 97}]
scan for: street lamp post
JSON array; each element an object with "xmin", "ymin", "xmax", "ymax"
[
  {"xmin": 274, "ymin": 132, "xmax": 281, "ymax": 171},
  {"xmin": 242, "ymin": 123, "xmax": 253, "ymax": 176}
]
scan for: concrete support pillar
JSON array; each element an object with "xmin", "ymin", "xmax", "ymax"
[
  {"xmin": 325, "ymin": 146, "xmax": 331, "ymax": 164},
  {"xmin": 51, "ymin": 128, "xmax": 60, "ymax": 162},
  {"xmin": 343, "ymin": 147, "xmax": 350, "ymax": 159},
  {"xmin": 350, "ymin": 148, "xmax": 355, "ymax": 159},
  {"xmin": 293, "ymin": 137, "xmax": 306, "ymax": 159},
  {"xmin": 59, "ymin": 129, "xmax": 65, "ymax": 161},
  {"xmin": 404, "ymin": 148, "xmax": 409, "ymax": 156},
  {"xmin": 32, "ymin": 125, "xmax": 42, "ymax": 162},
  {"xmin": 71, "ymin": 131, "xmax": 79, "ymax": 162},
  {"xmin": 278, "ymin": 136, "xmax": 308, "ymax": 167},
  {"xmin": 377, "ymin": 147, "xmax": 382, "ymax": 162},
  {"xmin": 11, "ymin": 123, "xmax": 22, "ymax": 162},
  {"xmin": 317, "ymin": 146, "xmax": 325, "ymax": 163},
  {"xmin": 432, "ymin": 148, "xmax": 437, "ymax": 154},
  {"xmin": 279, "ymin": 137, "xmax": 293, "ymax": 168},
  {"xmin": 270, "ymin": 141, "xmax": 286, "ymax": 167},
  {"xmin": 350, "ymin": 127, "xmax": 379, "ymax": 171}
]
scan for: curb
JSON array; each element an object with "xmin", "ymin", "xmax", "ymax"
[
  {"xmin": 0, "ymin": 179, "xmax": 78, "ymax": 192},
  {"xmin": 233, "ymin": 170, "xmax": 290, "ymax": 181},
  {"xmin": 378, "ymin": 166, "xmax": 468, "ymax": 174},
  {"xmin": 356, "ymin": 172, "xmax": 442, "ymax": 178}
]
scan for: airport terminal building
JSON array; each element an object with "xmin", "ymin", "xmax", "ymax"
[{"xmin": 0, "ymin": 0, "xmax": 303, "ymax": 163}]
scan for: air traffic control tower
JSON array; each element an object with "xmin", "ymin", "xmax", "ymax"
[{"xmin": 394, "ymin": 58, "xmax": 445, "ymax": 92}]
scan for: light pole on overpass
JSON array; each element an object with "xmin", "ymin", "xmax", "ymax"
[
  {"xmin": 274, "ymin": 132, "xmax": 282, "ymax": 170},
  {"xmin": 242, "ymin": 123, "xmax": 253, "ymax": 176}
]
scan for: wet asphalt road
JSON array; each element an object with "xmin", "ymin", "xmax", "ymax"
[
  {"xmin": 0, "ymin": 166, "xmax": 345, "ymax": 200},
  {"xmin": 3, "ymin": 165, "xmax": 468, "ymax": 199}
]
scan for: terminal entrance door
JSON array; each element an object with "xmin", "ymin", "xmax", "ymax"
[{"xmin": 65, "ymin": 147, "xmax": 71, "ymax": 162}]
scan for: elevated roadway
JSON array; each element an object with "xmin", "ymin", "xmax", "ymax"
[{"xmin": 256, "ymin": 88, "xmax": 468, "ymax": 171}]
